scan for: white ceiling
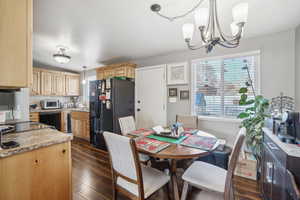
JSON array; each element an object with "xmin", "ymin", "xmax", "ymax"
[{"xmin": 33, "ymin": 0, "xmax": 300, "ymax": 71}]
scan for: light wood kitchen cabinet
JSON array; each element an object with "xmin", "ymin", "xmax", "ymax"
[
  {"xmin": 71, "ymin": 111, "xmax": 90, "ymax": 141},
  {"xmin": 96, "ymin": 62, "xmax": 136, "ymax": 80},
  {"xmin": 65, "ymin": 73, "xmax": 80, "ymax": 96},
  {"xmin": 0, "ymin": 142, "xmax": 72, "ymax": 200},
  {"xmin": 31, "ymin": 68, "xmax": 80, "ymax": 96},
  {"xmin": 41, "ymin": 71, "xmax": 53, "ymax": 96},
  {"xmin": 31, "ymin": 68, "xmax": 41, "ymax": 95},
  {"xmin": 52, "ymin": 72, "xmax": 66, "ymax": 96},
  {"xmin": 29, "ymin": 112, "xmax": 39, "ymax": 122},
  {"xmin": 0, "ymin": 0, "xmax": 32, "ymax": 88}
]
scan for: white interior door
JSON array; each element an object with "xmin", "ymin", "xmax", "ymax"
[{"xmin": 135, "ymin": 65, "xmax": 167, "ymax": 129}]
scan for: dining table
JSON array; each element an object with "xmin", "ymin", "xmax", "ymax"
[{"xmin": 133, "ymin": 129, "xmax": 215, "ymax": 200}]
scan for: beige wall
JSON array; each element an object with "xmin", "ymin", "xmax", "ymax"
[{"xmin": 133, "ymin": 29, "xmax": 296, "ymax": 146}]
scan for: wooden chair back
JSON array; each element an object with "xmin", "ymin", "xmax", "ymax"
[
  {"xmin": 176, "ymin": 115, "xmax": 198, "ymax": 129},
  {"xmin": 119, "ymin": 116, "xmax": 136, "ymax": 135},
  {"xmin": 103, "ymin": 132, "xmax": 144, "ymax": 200},
  {"xmin": 224, "ymin": 128, "xmax": 246, "ymax": 200}
]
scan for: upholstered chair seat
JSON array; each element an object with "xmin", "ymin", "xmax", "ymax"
[{"xmin": 181, "ymin": 128, "xmax": 246, "ymax": 200}]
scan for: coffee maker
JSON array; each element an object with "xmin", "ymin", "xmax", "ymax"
[{"xmin": 277, "ymin": 112, "xmax": 300, "ymax": 144}]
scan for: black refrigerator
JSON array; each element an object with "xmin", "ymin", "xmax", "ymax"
[{"xmin": 89, "ymin": 79, "xmax": 134, "ymax": 150}]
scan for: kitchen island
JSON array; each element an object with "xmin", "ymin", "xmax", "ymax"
[{"xmin": 0, "ymin": 128, "xmax": 73, "ymax": 200}]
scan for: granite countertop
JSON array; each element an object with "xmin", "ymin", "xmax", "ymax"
[
  {"xmin": 263, "ymin": 127, "xmax": 300, "ymax": 158},
  {"xmin": 30, "ymin": 107, "xmax": 89, "ymax": 113},
  {"xmin": 0, "ymin": 128, "xmax": 73, "ymax": 158}
]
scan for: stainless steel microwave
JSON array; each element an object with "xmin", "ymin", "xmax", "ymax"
[{"xmin": 40, "ymin": 99, "xmax": 60, "ymax": 110}]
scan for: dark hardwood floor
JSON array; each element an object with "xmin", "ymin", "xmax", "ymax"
[{"xmin": 72, "ymin": 139, "xmax": 262, "ymax": 200}]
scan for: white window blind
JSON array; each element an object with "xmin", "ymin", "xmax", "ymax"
[{"xmin": 191, "ymin": 52, "xmax": 260, "ymax": 118}]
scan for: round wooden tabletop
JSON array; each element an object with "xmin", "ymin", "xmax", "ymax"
[{"xmin": 137, "ymin": 143, "xmax": 209, "ymax": 160}]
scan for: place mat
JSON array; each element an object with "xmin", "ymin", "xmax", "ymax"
[
  {"xmin": 135, "ymin": 137, "xmax": 170, "ymax": 153},
  {"xmin": 147, "ymin": 134, "xmax": 187, "ymax": 144},
  {"xmin": 180, "ymin": 135, "xmax": 218, "ymax": 151},
  {"xmin": 127, "ymin": 129, "xmax": 154, "ymax": 137}
]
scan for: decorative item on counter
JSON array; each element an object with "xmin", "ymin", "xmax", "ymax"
[
  {"xmin": 168, "ymin": 88, "xmax": 178, "ymax": 97},
  {"xmin": 180, "ymin": 90, "xmax": 189, "ymax": 100},
  {"xmin": 30, "ymin": 104, "xmax": 38, "ymax": 110},
  {"xmin": 270, "ymin": 92, "xmax": 294, "ymax": 119}
]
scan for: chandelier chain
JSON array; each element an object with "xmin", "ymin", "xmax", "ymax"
[{"xmin": 154, "ymin": 0, "xmax": 205, "ymax": 21}]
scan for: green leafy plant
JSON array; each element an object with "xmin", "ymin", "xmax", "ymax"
[{"xmin": 237, "ymin": 87, "xmax": 269, "ymax": 162}]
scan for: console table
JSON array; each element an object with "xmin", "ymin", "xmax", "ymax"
[{"xmin": 262, "ymin": 128, "xmax": 300, "ymax": 200}]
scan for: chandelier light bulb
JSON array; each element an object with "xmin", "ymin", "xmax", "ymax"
[
  {"xmin": 231, "ymin": 22, "xmax": 244, "ymax": 37},
  {"xmin": 231, "ymin": 22, "xmax": 239, "ymax": 36},
  {"xmin": 232, "ymin": 2, "xmax": 249, "ymax": 24},
  {"xmin": 182, "ymin": 23, "xmax": 195, "ymax": 41},
  {"xmin": 194, "ymin": 8, "xmax": 209, "ymax": 27}
]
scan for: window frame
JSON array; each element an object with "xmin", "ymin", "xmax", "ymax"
[{"xmin": 190, "ymin": 50, "xmax": 261, "ymax": 119}]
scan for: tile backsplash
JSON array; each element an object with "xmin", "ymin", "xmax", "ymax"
[{"xmin": 30, "ymin": 96, "xmax": 72, "ymax": 106}]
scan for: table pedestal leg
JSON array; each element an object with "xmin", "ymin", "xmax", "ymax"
[{"xmin": 170, "ymin": 159, "xmax": 180, "ymax": 200}]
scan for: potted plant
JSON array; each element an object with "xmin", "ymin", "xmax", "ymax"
[
  {"xmin": 237, "ymin": 65, "xmax": 269, "ymax": 180},
  {"xmin": 238, "ymin": 88, "xmax": 269, "ymax": 162}
]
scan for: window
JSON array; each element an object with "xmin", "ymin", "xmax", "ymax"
[{"xmin": 191, "ymin": 51, "xmax": 260, "ymax": 118}]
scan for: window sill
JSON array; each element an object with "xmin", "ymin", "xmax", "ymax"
[{"xmin": 198, "ymin": 116, "xmax": 242, "ymax": 123}]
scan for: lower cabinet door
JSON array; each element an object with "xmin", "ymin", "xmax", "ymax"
[
  {"xmin": 262, "ymin": 145, "xmax": 274, "ymax": 200},
  {"xmin": 0, "ymin": 142, "xmax": 71, "ymax": 200},
  {"xmin": 33, "ymin": 142, "xmax": 71, "ymax": 200},
  {"xmin": 272, "ymin": 161, "xmax": 286, "ymax": 200}
]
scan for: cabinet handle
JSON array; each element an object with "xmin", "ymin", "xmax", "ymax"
[
  {"xmin": 62, "ymin": 149, "xmax": 66, "ymax": 154},
  {"xmin": 35, "ymin": 159, "xmax": 39, "ymax": 164},
  {"xmin": 267, "ymin": 142, "xmax": 279, "ymax": 150},
  {"xmin": 266, "ymin": 162, "xmax": 273, "ymax": 183}
]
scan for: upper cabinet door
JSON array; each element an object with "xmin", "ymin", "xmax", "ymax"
[
  {"xmin": 52, "ymin": 72, "xmax": 65, "ymax": 96},
  {"xmin": 65, "ymin": 74, "xmax": 80, "ymax": 96},
  {"xmin": 0, "ymin": 0, "xmax": 32, "ymax": 88},
  {"xmin": 41, "ymin": 71, "xmax": 53, "ymax": 96},
  {"xmin": 31, "ymin": 68, "xmax": 41, "ymax": 95}
]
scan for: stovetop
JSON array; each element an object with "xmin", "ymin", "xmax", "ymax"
[{"xmin": 0, "ymin": 121, "xmax": 54, "ymax": 135}]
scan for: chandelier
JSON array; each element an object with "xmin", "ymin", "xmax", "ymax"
[
  {"xmin": 53, "ymin": 46, "xmax": 71, "ymax": 64},
  {"xmin": 151, "ymin": 0, "xmax": 248, "ymax": 53}
]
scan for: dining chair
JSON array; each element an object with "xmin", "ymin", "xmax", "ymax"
[
  {"xmin": 176, "ymin": 115, "xmax": 198, "ymax": 129},
  {"xmin": 119, "ymin": 116, "xmax": 150, "ymax": 163},
  {"xmin": 103, "ymin": 132, "xmax": 170, "ymax": 200},
  {"xmin": 180, "ymin": 127, "xmax": 246, "ymax": 200},
  {"xmin": 119, "ymin": 116, "xmax": 137, "ymax": 135}
]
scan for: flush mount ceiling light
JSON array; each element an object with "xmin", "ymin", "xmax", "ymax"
[
  {"xmin": 151, "ymin": 0, "xmax": 248, "ymax": 53},
  {"xmin": 53, "ymin": 46, "xmax": 71, "ymax": 64}
]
